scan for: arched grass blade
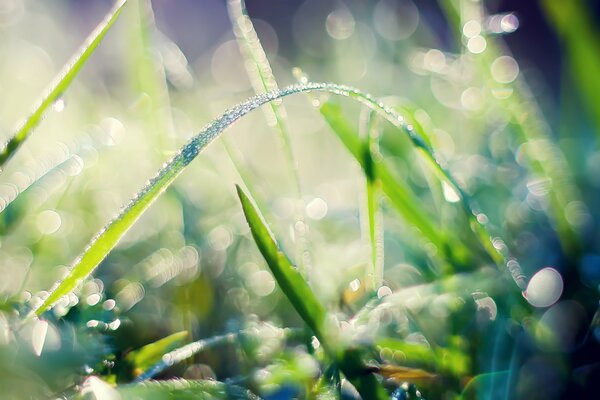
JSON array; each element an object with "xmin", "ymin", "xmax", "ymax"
[
  {"xmin": 236, "ymin": 184, "xmax": 388, "ymax": 399},
  {"xmin": 31, "ymin": 82, "xmax": 523, "ymax": 319},
  {"xmin": 0, "ymin": 0, "xmax": 129, "ymax": 168}
]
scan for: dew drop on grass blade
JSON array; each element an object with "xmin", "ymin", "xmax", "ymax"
[{"xmin": 32, "ymin": 82, "xmax": 522, "ymax": 319}]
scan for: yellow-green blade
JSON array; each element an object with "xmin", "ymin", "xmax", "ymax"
[{"xmin": 0, "ymin": 0, "xmax": 129, "ymax": 168}]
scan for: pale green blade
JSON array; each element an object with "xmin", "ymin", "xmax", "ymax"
[{"xmin": 0, "ymin": 0, "xmax": 129, "ymax": 168}]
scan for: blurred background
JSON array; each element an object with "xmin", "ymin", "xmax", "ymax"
[{"xmin": 1, "ymin": 0, "xmax": 600, "ymax": 398}]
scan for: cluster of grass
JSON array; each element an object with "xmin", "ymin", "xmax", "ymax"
[{"xmin": 0, "ymin": 0, "xmax": 599, "ymax": 398}]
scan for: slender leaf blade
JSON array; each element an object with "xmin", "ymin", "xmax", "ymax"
[
  {"xmin": 236, "ymin": 185, "xmax": 326, "ymax": 338},
  {"xmin": 0, "ymin": 0, "xmax": 129, "ymax": 167}
]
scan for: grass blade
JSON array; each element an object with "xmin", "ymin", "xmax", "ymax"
[
  {"xmin": 0, "ymin": 0, "xmax": 129, "ymax": 168},
  {"xmin": 31, "ymin": 82, "xmax": 522, "ymax": 318},
  {"xmin": 236, "ymin": 184, "xmax": 388, "ymax": 399},
  {"xmin": 125, "ymin": 331, "xmax": 188, "ymax": 376},
  {"xmin": 541, "ymin": 0, "xmax": 600, "ymax": 140},
  {"xmin": 319, "ymin": 101, "xmax": 469, "ymax": 272},
  {"xmin": 236, "ymin": 185, "xmax": 326, "ymax": 338},
  {"xmin": 135, "ymin": 333, "xmax": 237, "ymax": 382},
  {"xmin": 227, "ymin": 0, "xmax": 310, "ymax": 274}
]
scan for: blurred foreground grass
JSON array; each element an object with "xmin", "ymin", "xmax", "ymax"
[{"xmin": 1, "ymin": 0, "xmax": 599, "ymax": 398}]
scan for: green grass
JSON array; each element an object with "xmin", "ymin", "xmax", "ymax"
[{"xmin": 1, "ymin": 0, "xmax": 599, "ymax": 398}]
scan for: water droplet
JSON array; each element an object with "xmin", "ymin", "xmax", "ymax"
[
  {"xmin": 306, "ymin": 197, "xmax": 328, "ymax": 220},
  {"xmin": 325, "ymin": 6, "xmax": 355, "ymax": 40},
  {"xmin": 442, "ymin": 181, "xmax": 460, "ymax": 202},
  {"xmin": 36, "ymin": 209, "xmax": 61, "ymax": 234},
  {"xmin": 248, "ymin": 270, "xmax": 275, "ymax": 297},
  {"xmin": 373, "ymin": 0, "xmax": 419, "ymax": 41},
  {"xmin": 52, "ymin": 97, "xmax": 65, "ymax": 113},
  {"xmin": 467, "ymin": 35, "xmax": 487, "ymax": 54},
  {"xmin": 424, "ymin": 49, "xmax": 445, "ymax": 72},
  {"xmin": 377, "ymin": 286, "xmax": 392, "ymax": 298},
  {"xmin": 311, "ymin": 336, "xmax": 320, "ymax": 349},
  {"xmin": 463, "ymin": 20, "xmax": 481, "ymax": 38},
  {"xmin": 349, "ymin": 278, "xmax": 361, "ymax": 292},
  {"xmin": 500, "ymin": 14, "xmax": 519, "ymax": 33},
  {"xmin": 31, "ymin": 319, "xmax": 48, "ymax": 356},
  {"xmin": 525, "ymin": 267, "xmax": 563, "ymax": 307},
  {"xmin": 491, "ymin": 56, "xmax": 519, "ymax": 83}
]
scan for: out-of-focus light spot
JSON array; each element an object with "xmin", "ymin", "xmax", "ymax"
[
  {"xmin": 500, "ymin": 14, "xmax": 519, "ymax": 33},
  {"xmin": 103, "ymin": 299, "xmax": 116, "ymax": 311},
  {"xmin": 306, "ymin": 197, "xmax": 328, "ymax": 220},
  {"xmin": 109, "ymin": 319, "xmax": 121, "ymax": 330},
  {"xmin": 349, "ymin": 279, "xmax": 362, "ymax": 293},
  {"xmin": 492, "ymin": 237, "xmax": 507, "ymax": 251},
  {"xmin": 380, "ymin": 347, "xmax": 393, "ymax": 361},
  {"xmin": 527, "ymin": 177, "xmax": 552, "ymax": 196},
  {"xmin": 442, "ymin": 181, "xmax": 460, "ymax": 202},
  {"xmin": 208, "ymin": 225, "xmax": 232, "ymax": 251},
  {"xmin": 115, "ymin": 282, "xmax": 145, "ymax": 311},
  {"xmin": 488, "ymin": 13, "xmax": 519, "ymax": 34},
  {"xmin": 86, "ymin": 293, "xmax": 101, "ymax": 306},
  {"xmin": 63, "ymin": 155, "xmax": 84, "ymax": 177},
  {"xmin": 474, "ymin": 294, "xmax": 498, "ymax": 321},
  {"xmin": 211, "ymin": 40, "xmax": 251, "ymax": 92},
  {"xmin": 52, "ymin": 97, "xmax": 65, "ymax": 113},
  {"xmin": 476, "ymin": 213, "xmax": 489, "ymax": 224},
  {"xmin": 462, "ymin": 20, "xmax": 481, "ymax": 38},
  {"xmin": 467, "ymin": 35, "xmax": 487, "ymax": 54},
  {"xmin": 525, "ymin": 267, "xmax": 563, "ymax": 308},
  {"xmin": 325, "ymin": 7, "xmax": 355, "ymax": 40},
  {"xmin": 492, "ymin": 87, "xmax": 514, "ymax": 99},
  {"xmin": 536, "ymin": 300, "xmax": 586, "ymax": 352},
  {"xmin": 36, "ymin": 210, "xmax": 61, "ymax": 234},
  {"xmin": 461, "ymin": 87, "xmax": 483, "ymax": 111},
  {"xmin": 424, "ymin": 49, "xmax": 445, "ymax": 72},
  {"xmin": 377, "ymin": 285, "xmax": 392, "ymax": 298},
  {"xmin": 491, "ymin": 56, "xmax": 519, "ymax": 83},
  {"xmin": 373, "ymin": 0, "xmax": 419, "ymax": 41},
  {"xmin": 31, "ymin": 319, "xmax": 48, "ymax": 356},
  {"xmin": 565, "ymin": 201, "xmax": 591, "ymax": 227},
  {"xmin": 248, "ymin": 270, "xmax": 275, "ymax": 297},
  {"xmin": 99, "ymin": 118, "xmax": 124, "ymax": 146}
]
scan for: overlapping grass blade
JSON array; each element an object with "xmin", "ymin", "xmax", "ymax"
[
  {"xmin": 236, "ymin": 185, "xmax": 388, "ymax": 399},
  {"xmin": 135, "ymin": 333, "xmax": 237, "ymax": 382},
  {"xmin": 320, "ymin": 101, "xmax": 469, "ymax": 272},
  {"xmin": 125, "ymin": 331, "xmax": 188, "ymax": 376},
  {"xmin": 227, "ymin": 0, "xmax": 310, "ymax": 273},
  {"xmin": 360, "ymin": 109, "xmax": 384, "ymax": 290},
  {"xmin": 32, "ymin": 82, "xmax": 521, "ymax": 318},
  {"xmin": 0, "ymin": 0, "xmax": 129, "ymax": 168},
  {"xmin": 439, "ymin": 0, "xmax": 583, "ymax": 254}
]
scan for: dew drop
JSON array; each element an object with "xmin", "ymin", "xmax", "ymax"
[
  {"xmin": 52, "ymin": 97, "xmax": 65, "ymax": 113},
  {"xmin": 525, "ymin": 267, "xmax": 563, "ymax": 308}
]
